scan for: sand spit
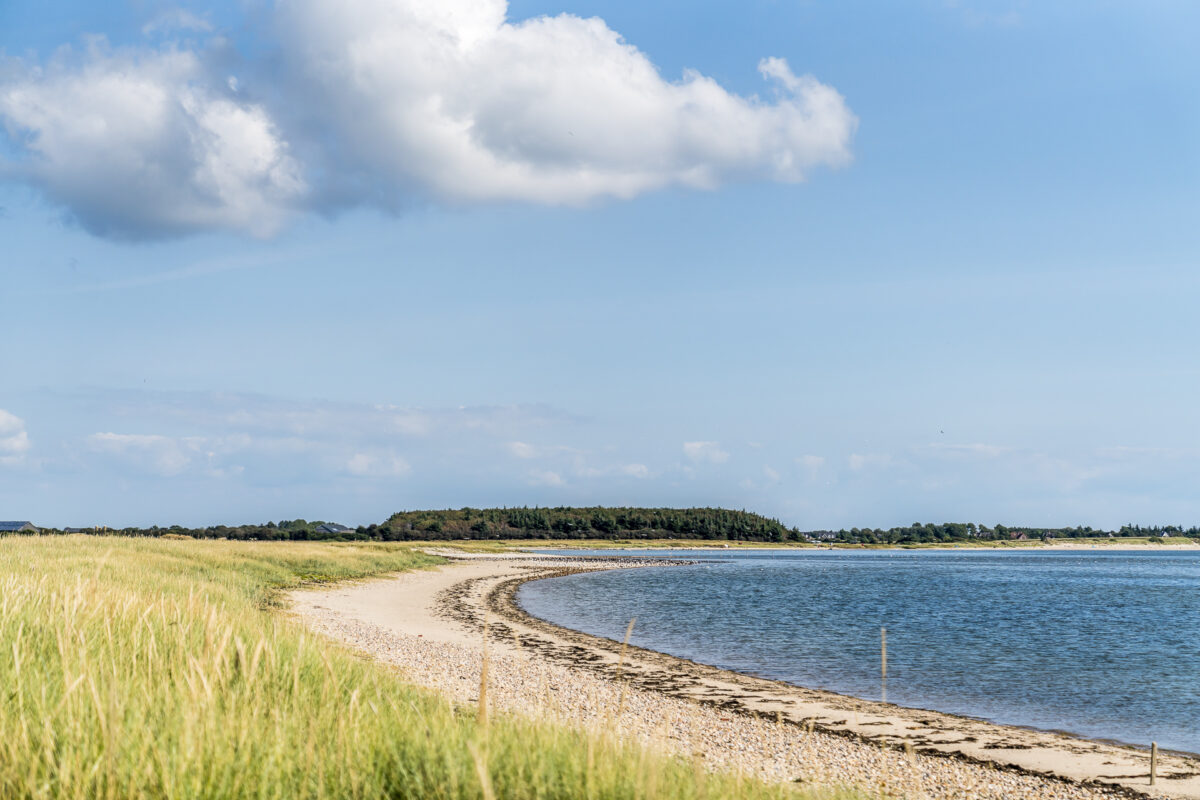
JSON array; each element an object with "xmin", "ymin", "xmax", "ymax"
[
  {"xmin": 1040, "ymin": 542, "xmax": 1200, "ymax": 551},
  {"xmin": 290, "ymin": 553, "xmax": 1199, "ymax": 800}
]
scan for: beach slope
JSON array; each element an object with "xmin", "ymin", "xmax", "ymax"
[{"xmin": 292, "ymin": 553, "xmax": 1199, "ymax": 800}]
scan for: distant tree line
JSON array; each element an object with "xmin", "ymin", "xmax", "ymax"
[
  {"xmin": 808, "ymin": 522, "xmax": 1200, "ymax": 544},
  {"xmin": 31, "ymin": 520, "xmax": 372, "ymax": 542},
  {"xmin": 367, "ymin": 506, "xmax": 799, "ymax": 541},
  {"xmin": 14, "ymin": 511, "xmax": 1200, "ymax": 543},
  {"xmin": 1117, "ymin": 524, "xmax": 1200, "ymax": 536}
]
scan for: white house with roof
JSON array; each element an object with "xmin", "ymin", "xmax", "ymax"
[{"xmin": 0, "ymin": 521, "xmax": 39, "ymax": 534}]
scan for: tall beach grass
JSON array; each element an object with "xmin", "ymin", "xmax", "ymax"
[{"xmin": 0, "ymin": 536, "xmax": 861, "ymax": 800}]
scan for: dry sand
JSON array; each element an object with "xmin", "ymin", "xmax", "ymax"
[{"xmin": 290, "ymin": 553, "xmax": 1200, "ymax": 800}]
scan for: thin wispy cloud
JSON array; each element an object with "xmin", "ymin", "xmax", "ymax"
[
  {"xmin": 99, "ymin": 391, "xmax": 571, "ymax": 441},
  {"xmin": 52, "ymin": 250, "xmax": 302, "ymax": 295},
  {"xmin": 86, "ymin": 432, "xmax": 198, "ymax": 477},
  {"xmin": 528, "ymin": 469, "xmax": 566, "ymax": 487},
  {"xmin": 847, "ymin": 453, "xmax": 892, "ymax": 471},
  {"xmin": 683, "ymin": 441, "xmax": 730, "ymax": 464},
  {"xmin": 796, "ymin": 455, "xmax": 825, "ymax": 477},
  {"xmin": 923, "ymin": 442, "xmax": 1013, "ymax": 459},
  {"xmin": 41, "ymin": 390, "xmax": 648, "ymax": 498},
  {"xmin": 345, "ymin": 451, "xmax": 411, "ymax": 479},
  {"xmin": 572, "ymin": 462, "xmax": 652, "ymax": 480},
  {"xmin": 505, "ymin": 441, "xmax": 579, "ymax": 459},
  {"xmin": 141, "ymin": 9, "xmax": 213, "ymax": 37},
  {"xmin": 507, "ymin": 441, "xmax": 540, "ymax": 459},
  {"xmin": 943, "ymin": 0, "xmax": 1024, "ymax": 28}
]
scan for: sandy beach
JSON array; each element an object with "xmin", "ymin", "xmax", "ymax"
[
  {"xmin": 291, "ymin": 553, "xmax": 1200, "ymax": 800},
  {"xmin": 526, "ymin": 541, "xmax": 1200, "ymax": 552},
  {"xmin": 1040, "ymin": 542, "xmax": 1200, "ymax": 551}
]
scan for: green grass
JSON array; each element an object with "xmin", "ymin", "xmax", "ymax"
[{"xmin": 0, "ymin": 536, "xmax": 861, "ymax": 800}]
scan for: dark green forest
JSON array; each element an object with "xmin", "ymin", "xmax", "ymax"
[
  {"xmin": 369, "ymin": 512, "xmax": 1199, "ymax": 543},
  {"xmin": 373, "ymin": 506, "xmax": 797, "ymax": 541},
  {"xmin": 14, "ymin": 509, "xmax": 1200, "ymax": 543}
]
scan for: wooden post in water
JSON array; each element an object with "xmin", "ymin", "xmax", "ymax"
[
  {"xmin": 1150, "ymin": 742, "xmax": 1158, "ymax": 786},
  {"xmin": 880, "ymin": 627, "xmax": 888, "ymax": 704}
]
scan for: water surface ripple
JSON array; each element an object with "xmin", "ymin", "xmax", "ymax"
[{"xmin": 517, "ymin": 549, "xmax": 1200, "ymax": 753}]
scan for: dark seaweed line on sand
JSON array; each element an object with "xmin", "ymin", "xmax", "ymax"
[{"xmin": 434, "ymin": 562, "xmax": 1157, "ymax": 798}]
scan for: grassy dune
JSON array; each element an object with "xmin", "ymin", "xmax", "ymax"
[{"xmin": 0, "ymin": 536, "xmax": 858, "ymax": 800}]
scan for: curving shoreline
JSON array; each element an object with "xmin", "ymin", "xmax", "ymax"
[{"xmin": 291, "ymin": 553, "xmax": 1199, "ymax": 799}]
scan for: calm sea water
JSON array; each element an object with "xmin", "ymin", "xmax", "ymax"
[{"xmin": 518, "ymin": 549, "xmax": 1200, "ymax": 753}]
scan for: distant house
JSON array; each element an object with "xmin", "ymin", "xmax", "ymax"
[
  {"xmin": 63, "ymin": 527, "xmax": 90, "ymax": 533},
  {"xmin": 315, "ymin": 523, "xmax": 352, "ymax": 535},
  {"xmin": 0, "ymin": 521, "xmax": 39, "ymax": 534},
  {"xmin": 1009, "ymin": 531, "xmax": 1029, "ymax": 541}
]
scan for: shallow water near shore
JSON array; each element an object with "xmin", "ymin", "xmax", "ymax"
[{"xmin": 518, "ymin": 548, "xmax": 1200, "ymax": 754}]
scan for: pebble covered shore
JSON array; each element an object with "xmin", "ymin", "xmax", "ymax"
[{"xmin": 292, "ymin": 557, "xmax": 1154, "ymax": 800}]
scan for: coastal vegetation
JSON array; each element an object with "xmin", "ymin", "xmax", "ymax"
[
  {"xmin": 376, "ymin": 507, "xmax": 798, "ymax": 541},
  {"xmin": 0, "ymin": 536, "xmax": 855, "ymax": 800},
  {"xmin": 808, "ymin": 522, "xmax": 1200, "ymax": 545},
  {"xmin": 21, "ymin": 508, "xmax": 800, "ymax": 542},
  {"xmin": 12, "ymin": 510, "xmax": 1200, "ymax": 545}
]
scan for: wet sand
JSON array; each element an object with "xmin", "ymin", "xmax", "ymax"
[{"xmin": 291, "ymin": 553, "xmax": 1199, "ymax": 799}]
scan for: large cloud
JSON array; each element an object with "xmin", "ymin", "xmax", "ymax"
[
  {"xmin": 0, "ymin": 43, "xmax": 306, "ymax": 238},
  {"xmin": 276, "ymin": 0, "xmax": 857, "ymax": 208},
  {"xmin": 0, "ymin": 0, "xmax": 856, "ymax": 239}
]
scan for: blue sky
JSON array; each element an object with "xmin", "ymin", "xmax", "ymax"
[{"xmin": 1, "ymin": 0, "xmax": 1198, "ymax": 529}]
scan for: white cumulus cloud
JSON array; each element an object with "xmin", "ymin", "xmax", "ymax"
[
  {"xmin": 277, "ymin": 0, "xmax": 856, "ymax": 209},
  {"xmin": 0, "ymin": 0, "xmax": 855, "ymax": 239},
  {"xmin": 0, "ymin": 42, "xmax": 306, "ymax": 238},
  {"xmin": 683, "ymin": 441, "xmax": 730, "ymax": 464},
  {"xmin": 0, "ymin": 410, "xmax": 31, "ymax": 463}
]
